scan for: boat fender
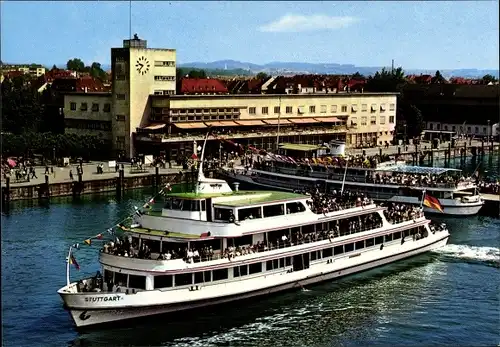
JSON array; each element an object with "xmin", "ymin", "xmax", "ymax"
[{"xmin": 380, "ymin": 244, "xmax": 384, "ymax": 250}]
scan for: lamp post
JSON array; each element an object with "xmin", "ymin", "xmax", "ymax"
[
  {"xmin": 276, "ymin": 96, "xmax": 281, "ymax": 153},
  {"xmin": 487, "ymin": 119, "xmax": 491, "ymax": 146}
]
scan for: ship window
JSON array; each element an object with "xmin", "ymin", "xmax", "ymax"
[
  {"xmin": 334, "ymin": 245, "xmax": 344, "ymax": 255},
  {"xmin": 323, "ymin": 248, "xmax": 333, "ymax": 258},
  {"xmin": 128, "ymin": 275, "xmax": 146, "ymax": 290},
  {"xmin": 366, "ymin": 238, "xmax": 375, "ymax": 247},
  {"xmin": 345, "ymin": 243, "xmax": 354, "ymax": 253},
  {"xmin": 355, "ymin": 240, "xmax": 365, "ymax": 250},
  {"xmin": 302, "ymin": 224, "xmax": 315, "ymax": 234},
  {"xmin": 238, "ymin": 206, "xmax": 262, "ymax": 220},
  {"xmin": 143, "ymin": 239, "xmax": 160, "ymax": 253},
  {"xmin": 115, "ymin": 272, "xmax": 128, "ymax": 287},
  {"xmin": 213, "ymin": 268, "xmax": 228, "ymax": 281},
  {"xmin": 175, "ymin": 273, "xmax": 192, "ymax": 287},
  {"xmin": 214, "ymin": 208, "xmax": 234, "ymax": 221},
  {"xmin": 273, "ymin": 259, "xmax": 279, "ymax": 269},
  {"xmin": 286, "ymin": 202, "xmax": 305, "ymax": 214},
  {"xmin": 393, "ymin": 231, "xmax": 401, "ymax": 240},
  {"xmin": 234, "ymin": 265, "xmax": 248, "ymax": 278},
  {"xmin": 280, "ymin": 258, "xmax": 285, "ymax": 268},
  {"xmin": 104, "ymin": 269, "xmax": 114, "ymax": 284},
  {"xmin": 201, "ymin": 200, "xmax": 206, "ymax": 211},
  {"xmin": 311, "ymin": 251, "xmax": 317, "ymax": 261},
  {"xmin": 266, "ymin": 260, "xmax": 273, "ymax": 271},
  {"xmin": 154, "ymin": 275, "xmax": 173, "ymax": 288},
  {"xmin": 404, "ymin": 230, "xmax": 411, "ymax": 237},
  {"xmin": 385, "ymin": 234, "xmax": 393, "ymax": 242},
  {"xmin": 375, "ymin": 236, "xmax": 384, "ymax": 245},
  {"xmin": 263, "ymin": 204, "xmax": 285, "ymax": 218},
  {"xmin": 286, "ymin": 257, "xmax": 292, "ymax": 266},
  {"xmin": 249, "ymin": 263, "xmax": 262, "ymax": 274},
  {"xmin": 194, "ymin": 272, "xmax": 205, "ymax": 284}
]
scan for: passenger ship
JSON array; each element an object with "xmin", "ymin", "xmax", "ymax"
[
  {"xmin": 58, "ymin": 138, "xmax": 450, "ymax": 328},
  {"xmin": 222, "ymin": 159, "xmax": 484, "ymax": 216}
]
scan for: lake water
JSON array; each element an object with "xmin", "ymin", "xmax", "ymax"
[{"xmin": 1, "ymin": 155, "xmax": 499, "ymax": 347}]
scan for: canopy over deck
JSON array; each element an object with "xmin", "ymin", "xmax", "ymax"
[
  {"xmin": 279, "ymin": 143, "xmax": 326, "ymax": 152},
  {"xmin": 375, "ymin": 165, "xmax": 461, "ymax": 175}
]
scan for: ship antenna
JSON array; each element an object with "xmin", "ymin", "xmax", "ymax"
[{"xmin": 195, "ymin": 130, "xmax": 210, "ymax": 194}]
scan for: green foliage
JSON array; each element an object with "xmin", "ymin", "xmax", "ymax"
[
  {"xmin": 481, "ymin": 74, "xmax": 498, "ymax": 84},
  {"xmin": 365, "ymin": 67, "xmax": 406, "ymax": 92},
  {"xmin": 177, "ymin": 67, "xmax": 252, "ymax": 78},
  {"xmin": 1, "ymin": 74, "xmax": 43, "ymax": 134},
  {"xmin": 401, "ymin": 104, "xmax": 425, "ymax": 138},
  {"xmin": 66, "ymin": 58, "xmax": 85, "ymax": 72},
  {"xmin": 351, "ymin": 71, "xmax": 365, "ymax": 79},
  {"xmin": 256, "ymin": 72, "xmax": 270, "ymax": 80},
  {"xmin": 431, "ymin": 70, "xmax": 446, "ymax": 84}
]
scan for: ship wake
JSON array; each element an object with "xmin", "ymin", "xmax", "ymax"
[{"xmin": 432, "ymin": 244, "xmax": 500, "ymax": 267}]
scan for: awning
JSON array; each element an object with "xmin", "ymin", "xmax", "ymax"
[
  {"xmin": 235, "ymin": 120, "xmax": 265, "ymax": 126},
  {"xmin": 204, "ymin": 121, "xmax": 239, "ymax": 127},
  {"xmin": 279, "ymin": 143, "xmax": 324, "ymax": 151},
  {"xmin": 314, "ymin": 117, "xmax": 341, "ymax": 123},
  {"xmin": 143, "ymin": 123, "xmax": 166, "ymax": 130},
  {"xmin": 174, "ymin": 122, "xmax": 207, "ymax": 129},
  {"xmin": 263, "ymin": 119, "xmax": 291, "ymax": 125},
  {"xmin": 288, "ymin": 118, "xmax": 318, "ymax": 124}
]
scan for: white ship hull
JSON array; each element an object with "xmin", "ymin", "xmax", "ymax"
[
  {"xmin": 224, "ymin": 172, "xmax": 483, "ymax": 216},
  {"xmin": 62, "ymin": 232, "xmax": 449, "ymax": 328}
]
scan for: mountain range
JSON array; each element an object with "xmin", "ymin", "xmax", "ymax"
[{"xmin": 177, "ymin": 59, "xmax": 499, "ymax": 79}]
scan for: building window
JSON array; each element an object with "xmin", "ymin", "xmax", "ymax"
[
  {"xmin": 154, "ymin": 75, "xmax": 175, "ymax": 81},
  {"xmin": 341, "ymin": 105, "xmax": 348, "ymax": 113},
  {"xmin": 116, "ymin": 136, "xmax": 125, "ymax": 150},
  {"xmin": 249, "ymin": 107, "xmax": 256, "ymax": 114},
  {"xmin": 380, "ymin": 104, "xmax": 386, "ymax": 112},
  {"xmin": 444, "ymin": 125, "xmax": 448, "ymax": 131},
  {"xmin": 104, "ymin": 103, "xmax": 111, "ymax": 112},
  {"xmin": 309, "ymin": 106, "xmax": 316, "ymax": 113},
  {"xmin": 286, "ymin": 106, "xmax": 293, "ymax": 114},
  {"xmin": 389, "ymin": 116, "xmax": 395, "ymax": 123},
  {"xmin": 361, "ymin": 117, "xmax": 367, "ymax": 126},
  {"xmin": 274, "ymin": 106, "xmax": 280, "ymax": 114},
  {"xmin": 467, "ymin": 126, "xmax": 471, "ymax": 132},
  {"xmin": 380, "ymin": 116, "xmax": 386, "ymax": 125},
  {"xmin": 430, "ymin": 123, "xmax": 434, "ymax": 130},
  {"xmin": 371, "ymin": 116, "xmax": 376, "ymax": 125},
  {"xmin": 80, "ymin": 102, "xmax": 88, "ymax": 111},
  {"xmin": 389, "ymin": 103, "xmax": 395, "ymax": 111},
  {"xmin": 115, "ymin": 115, "xmax": 126, "ymax": 121},
  {"xmin": 320, "ymin": 105, "xmax": 327, "ymax": 113},
  {"xmin": 452, "ymin": 125, "xmax": 456, "ymax": 131},
  {"xmin": 371, "ymin": 104, "xmax": 377, "ymax": 112},
  {"xmin": 116, "ymin": 94, "xmax": 126, "ymax": 100},
  {"xmin": 70, "ymin": 102, "xmax": 76, "ymax": 111},
  {"xmin": 331, "ymin": 105, "xmax": 337, "ymax": 113},
  {"xmin": 154, "ymin": 61, "xmax": 176, "ymax": 67},
  {"xmin": 483, "ymin": 127, "xmax": 487, "ymax": 134},
  {"xmin": 298, "ymin": 106, "xmax": 305, "ymax": 114},
  {"xmin": 351, "ymin": 105, "xmax": 358, "ymax": 112},
  {"xmin": 262, "ymin": 107, "xmax": 268, "ymax": 115},
  {"xmin": 361, "ymin": 104, "xmax": 367, "ymax": 112},
  {"xmin": 91, "ymin": 103, "xmax": 99, "ymax": 112},
  {"xmin": 351, "ymin": 117, "xmax": 357, "ymax": 125},
  {"xmin": 154, "ymin": 90, "xmax": 163, "ymax": 95}
]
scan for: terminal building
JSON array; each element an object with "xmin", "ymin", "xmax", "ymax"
[{"xmin": 63, "ymin": 36, "xmax": 398, "ymax": 159}]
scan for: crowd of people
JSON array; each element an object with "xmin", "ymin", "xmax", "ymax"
[
  {"xmin": 478, "ymin": 180, "xmax": 500, "ymax": 195},
  {"xmin": 301, "ymin": 188, "xmax": 373, "ymax": 214},
  {"xmin": 381, "ymin": 202, "xmax": 424, "ymax": 223},
  {"xmin": 368, "ymin": 171, "xmax": 470, "ymax": 188}
]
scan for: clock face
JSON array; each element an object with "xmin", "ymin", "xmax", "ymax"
[{"xmin": 135, "ymin": 56, "xmax": 150, "ymax": 75}]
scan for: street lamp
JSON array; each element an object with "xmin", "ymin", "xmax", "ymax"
[{"xmin": 487, "ymin": 119, "xmax": 491, "ymax": 145}]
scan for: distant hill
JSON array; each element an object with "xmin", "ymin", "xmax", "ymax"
[{"xmin": 179, "ymin": 60, "xmax": 499, "ymax": 78}]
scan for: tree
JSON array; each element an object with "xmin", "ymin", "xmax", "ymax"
[
  {"xmin": 400, "ymin": 104, "xmax": 425, "ymax": 139},
  {"xmin": 481, "ymin": 74, "xmax": 498, "ymax": 84},
  {"xmin": 66, "ymin": 58, "xmax": 85, "ymax": 72},
  {"xmin": 89, "ymin": 62, "xmax": 107, "ymax": 80},
  {"xmin": 365, "ymin": 67, "xmax": 406, "ymax": 92},
  {"xmin": 256, "ymin": 72, "xmax": 270, "ymax": 80},
  {"xmin": 188, "ymin": 69, "xmax": 207, "ymax": 78},
  {"xmin": 51, "ymin": 64, "xmax": 58, "ymax": 70},
  {"xmin": 431, "ymin": 70, "xmax": 446, "ymax": 84},
  {"xmin": 351, "ymin": 71, "xmax": 365, "ymax": 79}
]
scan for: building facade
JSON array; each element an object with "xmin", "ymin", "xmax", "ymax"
[{"xmin": 63, "ymin": 36, "xmax": 397, "ymax": 159}]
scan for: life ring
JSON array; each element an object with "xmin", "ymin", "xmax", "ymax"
[{"xmin": 229, "ymin": 215, "xmax": 235, "ymax": 223}]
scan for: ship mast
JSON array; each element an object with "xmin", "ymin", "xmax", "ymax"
[{"xmin": 195, "ymin": 131, "xmax": 210, "ymax": 194}]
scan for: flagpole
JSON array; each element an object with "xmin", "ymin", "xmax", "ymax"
[
  {"xmin": 341, "ymin": 156, "xmax": 349, "ymax": 195},
  {"xmin": 420, "ymin": 189, "xmax": 426, "ymax": 208},
  {"xmin": 66, "ymin": 245, "xmax": 73, "ymax": 286}
]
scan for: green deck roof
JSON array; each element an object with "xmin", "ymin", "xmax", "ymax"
[
  {"xmin": 279, "ymin": 143, "xmax": 326, "ymax": 151},
  {"xmin": 127, "ymin": 227, "xmax": 201, "ymax": 239},
  {"xmin": 214, "ymin": 191, "xmax": 308, "ymax": 207}
]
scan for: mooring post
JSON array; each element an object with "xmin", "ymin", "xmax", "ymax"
[
  {"xmin": 45, "ymin": 174, "xmax": 50, "ymax": 199},
  {"xmin": 4, "ymin": 176, "xmax": 11, "ymax": 207},
  {"xmin": 379, "ymin": 148, "xmax": 382, "ymax": 157},
  {"xmin": 116, "ymin": 169, "xmax": 122, "ymax": 199},
  {"xmin": 120, "ymin": 169, "xmax": 125, "ymax": 196}
]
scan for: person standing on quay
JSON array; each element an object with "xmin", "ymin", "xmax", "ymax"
[{"xmin": 69, "ymin": 169, "xmax": 73, "ymax": 181}]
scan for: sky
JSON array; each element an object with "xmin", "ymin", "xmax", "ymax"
[{"xmin": 1, "ymin": 1, "xmax": 499, "ymax": 70}]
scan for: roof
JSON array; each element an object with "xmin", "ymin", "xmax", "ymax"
[
  {"xmin": 158, "ymin": 91, "xmax": 399, "ymax": 100},
  {"xmin": 180, "ymin": 78, "xmax": 228, "ymax": 94},
  {"xmin": 279, "ymin": 143, "xmax": 324, "ymax": 151},
  {"xmin": 214, "ymin": 191, "xmax": 308, "ymax": 207},
  {"xmin": 375, "ymin": 165, "xmax": 461, "ymax": 175}
]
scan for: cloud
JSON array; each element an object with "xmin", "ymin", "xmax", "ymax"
[{"xmin": 259, "ymin": 14, "xmax": 359, "ymax": 33}]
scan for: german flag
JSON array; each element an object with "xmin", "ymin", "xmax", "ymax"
[
  {"xmin": 69, "ymin": 254, "xmax": 80, "ymax": 270},
  {"xmin": 423, "ymin": 193, "xmax": 444, "ymax": 213}
]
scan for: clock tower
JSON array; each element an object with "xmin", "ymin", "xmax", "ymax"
[{"xmin": 110, "ymin": 36, "xmax": 177, "ymax": 158}]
